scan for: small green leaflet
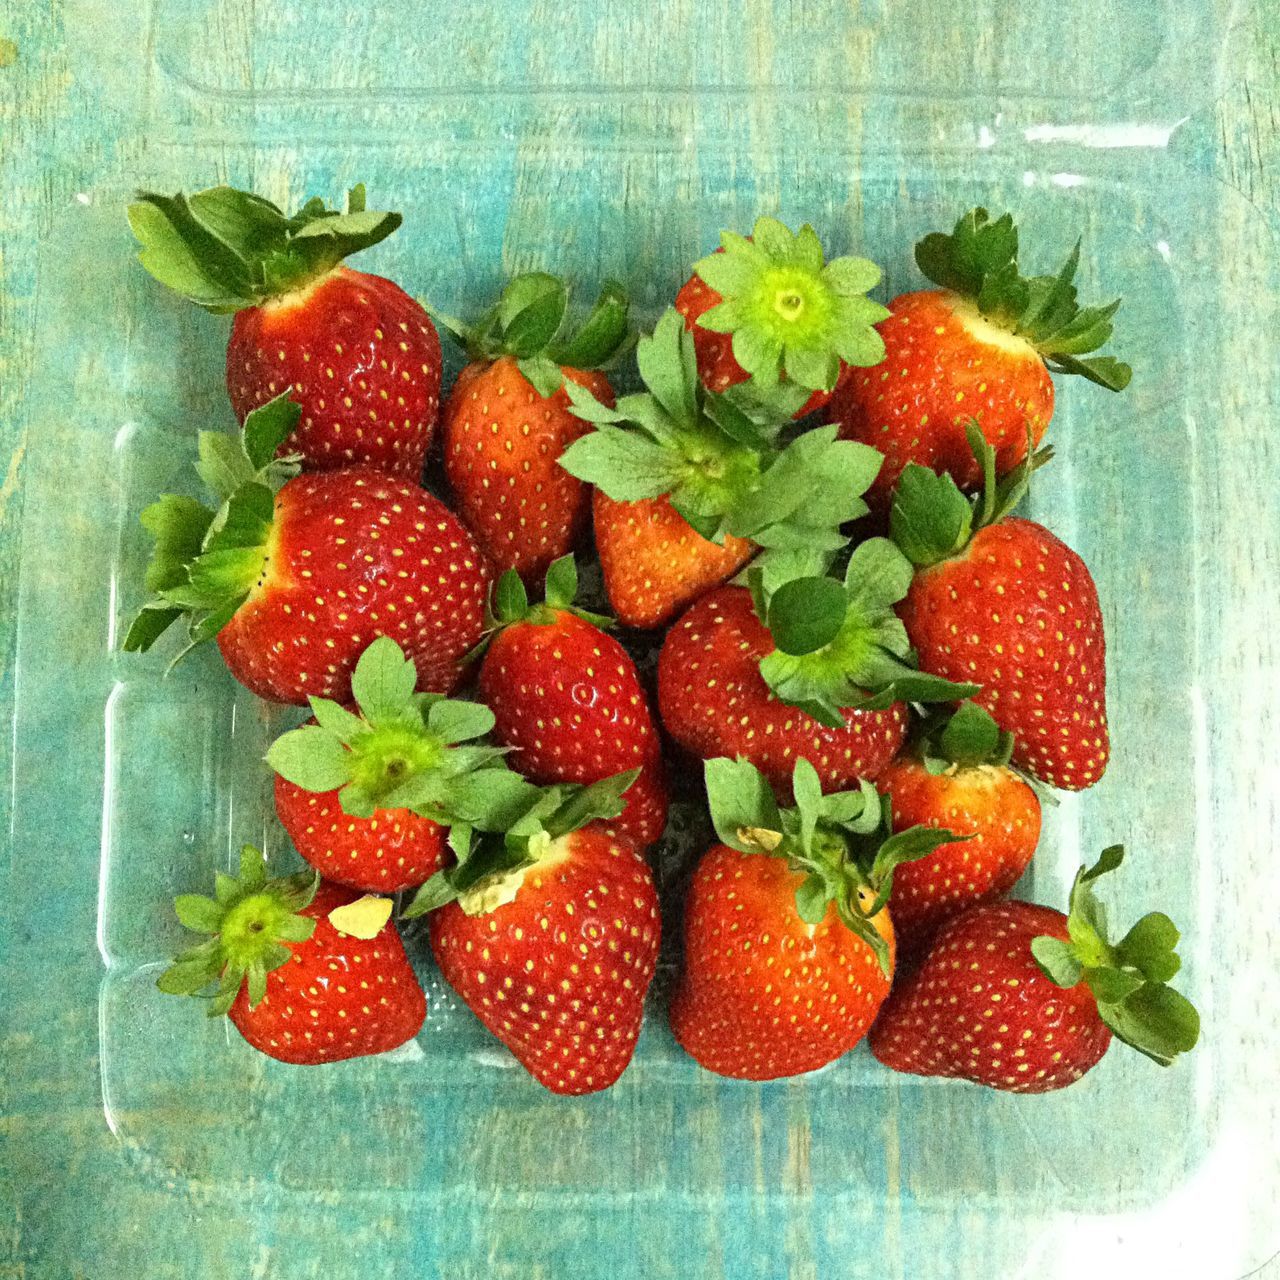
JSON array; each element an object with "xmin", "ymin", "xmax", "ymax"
[
  {"xmin": 350, "ymin": 636, "xmax": 420, "ymax": 728},
  {"xmin": 265, "ymin": 725, "xmax": 353, "ymax": 792},
  {"xmin": 703, "ymin": 757, "xmax": 782, "ymax": 852}
]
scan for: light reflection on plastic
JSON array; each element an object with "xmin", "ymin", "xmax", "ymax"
[{"xmin": 1022, "ymin": 121, "xmax": 1188, "ymax": 148}]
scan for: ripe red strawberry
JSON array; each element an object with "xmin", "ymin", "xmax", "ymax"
[
  {"xmin": 128, "ymin": 184, "xmax": 441, "ymax": 477},
  {"xmin": 412, "ymin": 775, "xmax": 661, "ymax": 1095},
  {"xmin": 670, "ymin": 758, "xmax": 960, "ymax": 1080},
  {"xmin": 891, "ymin": 431, "xmax": 1108, "ymax": 789},
  {"xmin": 869, "ymin": 846, "xmax": 1199, "ymax": 1092},
  {"xmin": 157, "ymin": 845, "xmax": 426, "ymax": 1065},
  {"xmin": 591, "ymin": 492, "xmax": 755, "ymax": 630},
  {"xmin": 561, "ymin": 309, "xmax": 884, "ymax": 628},
  {"xmin": 673, "ymin": 217, "xmax": 888, "ymax": 416},
  {"xmin": 124, "ymin": 396, "xmax": 491, "ymax": 705},
  {"xmin": 657, "ymin": 541, "xmax": 975, "ymax": 795},
  {"xmin": 268, "ymin": 636, "xmax": 533, "ymax": 892},
  {"xmin": 439, "ymin": 275, "xmax": 630, "ymax": 583},
  {"xmin": 829, "ymin": 207, "xmax": 1131, "ymax": 506},
  {"xmin": 477, "ymin": 557, "xmax": 668, "ymax": 845},
  {"xmin": 876, "ymin": 701, "xmax": 1041, "ymax": 955}
]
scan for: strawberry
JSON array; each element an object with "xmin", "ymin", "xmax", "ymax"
[
  {"xmin": 123, "ymin": 395, "xmax": 490, "ymax": 704},
  {"xmin": 674, "ymin": 216, "xmax": 888, "ymax": 416},
  {"xmin": 828, "ymin": 207, "xmax": 1131, "ymax": 506},
  {"xmin": 589, "ymin": 492, "xmax": 756, "ymax": 631},
  {"xmin": 157, "ymin": 845, "xmax": 426, "ymax": 1065},
  {"xmin": 657, "ymin": 540, "xmax": 976, "ymax": 795},
  {"xmin": 477, "ymin": 557, "xmax": 667, "ymax": 845},
  {"xmin": 670, "ymin": 757, "xmax": 960, "ymax": 1080},
  {"xmin": 128, "ymin": 184, "xmax": 442, "ymax": 477},
  {"xmin": 869, "ymin": 846, "xmax": 1199, "ymax": 1092},
  {"xmin": 876, "ymin": 701, "xmax": 1041, "ymax": 955},
  {"xmin": 891, "ymin": 428, "xmax": 1108, "ymax": 789},
  {"xmin": 561, "ymin": 309, "xmax": 883, "ymax": 627},
  {"xmin": 409, "ymin": 773, "xmax": 661, "ymax": 1095},
  {"xmin": 267, "ymin": 636, "xmax": 537, "ymax": 892},
  {"xmin": 438, "ymin": 274, "xmax": 630, "ymax": 583}
]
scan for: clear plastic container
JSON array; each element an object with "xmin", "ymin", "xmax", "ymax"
[{"xmin": 6, "ymin": 3, "xmax": 1279, "ymax": 1276}]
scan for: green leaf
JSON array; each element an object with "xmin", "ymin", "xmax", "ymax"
[
  {"xmin": 637, "ymin": 310, "xmax": 698, "ymax": 429},
  {"xmin": 242, "ymin": 392, "xmax": 303, "ymax": 470},
  {"xmin": 274, "ymin": 914, "xmax": 317, "ymax": 944},
  {"xmin": 308, "ymin": 697, "xmax": 370, "ymax": 745},
  {"xmin": 444, "ymin": 769, "xmax": 544, "ymax": 831},
  {"xmin": 197, "ymin": 432, "xmax": 256, "ymax": 503},
  {"xmin": 890, "ymin": 464, "xmax": 973, "ymax": 567},
  {"xmin": 765, "ymin": 576, "xmax": 848, "ymax": 656},
  {"xmin": 1030, "ymin": 935, "xmax": 1084, "ymax": 988},
  {"xmin": 338, "ymin": 782, "xmax": 377, "ymax": 819},
  {"xmin": 544, "ymin": 769, "xmax": 641, "ymax": 838},
  {"xmin": 426, "ymin": 699, "xmax": 495, "ymax": 745},
  {"xmin": 1116, "ymin": 912, "xmax": 1182, "ymax": 983},
  {"xmin": 127, "ymin": 193, "xmax": 253, "ymax": 309},
  {"xmin": 265, "ymin": 725, "xmax": 352, "ymax": 792},
  {"xmin": 866, "ymin": 823, "xmax": 965, "ymax": 915},
  {"xmin": 937, "ymin": 700, "xmax": 1005, "ymax": 766},
  {"xmin": 349, "ymin": 636, "xmax": 419, "ymax": 727},
  {"xmin": 694, "ymin": 251, "xmax": 759, "ymax": 299},
  {"xmin": 561, "ymin": 377, "xmax": 627, "ymax": 426},
  {"xmin": 1046, "ymin": 353, "xmax": 1133, "ymax": 392},
  {"xmin": 202, "ymin": 480, "xmax": 273, "ymax": 553},
  {"xmin": 173, "ymin": 894, "xmax": 224, "ymax": 934},
  {"xmin": 402, "ymin": 869, "xmax": 460, "ymax": 919},
  {"xmin": 548, "ymin": 279, "xmax": 631, "ymax": 370},
  {"xmin": 1099, "ymin": 982, "xmax": 1200, "ymax": 1066},
  {"xmin": 238, "ymin": 844, "xmax": 268, "ymax": 889},
  {"xmin": 704, "ymin": 757, "xmax": 782, "ymax": 852},
  {"xmin": 516, "ymin": 355, "xmax": 565, "ymax": 399},
  {"xmin": 1084, "ymin": 966, "xmax": 1144, "ymax": 1006},
  {"xmin": 139, "ymin": 495, "xmax": 215, "ymax": 594},
  {"xmin": 822, "ymin": 255, "xmax": 882, "ymax": 297},
  {"xmin": 123, "ymin": 604, "xmax": 184, "ymax": 653},
  {"xmin": 843, "ymin": 537, "xmax": 914, "ymax": 611},
  {"xmin": 731, "ymin": 326, "xmax": 783, "ymax": 385},
  {"xmin": 493, "ymin": 569, "xmax": 529, "ymax": 624},
  {"xmin": 543, "ymin": 554, "xmax": 578, "ymax": 610},
  {"xmin": 782, "ymin": 342, "xmax": 840, "ymax": 393},
  {"xmin": 183, "ymin": 547, "xmax": 264, "ymax": 605},
  {"xmin": 497, "ymin": 273, "xmax": 568, "ymax": 358},
  {"xmin": 794, "ymin": 873, "xmax": 830, "ymax": 925},
  {"xmin": 557, "ymin": 426, "xmax": 686, "ymax": 501},
  {"xmin": 791, "ymin": 758, "xmax": 823, "ymax": 854}
]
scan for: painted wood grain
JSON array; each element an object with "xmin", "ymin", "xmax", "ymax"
[{"xmin": 2, "ymin": 2, "xmax": 1280, "ymax": 1279}]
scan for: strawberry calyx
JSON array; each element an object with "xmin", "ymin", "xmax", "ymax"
[
  {"xmin": 705, "ymin": 757, "xmax": 964, "ymax": 975},
  {"xmin": 693, "ymin": 217, "xmax": 889, "ymax": 393},
  {"xmin": 400, "ymin": 769, "xmax": 641, "ymax": 919},
  {"xmin": 560, "ymin": 308, "xmax": 883, "ymax": 586},
  {"xmin": 914, "ymin": 207, "xmax": 1132, "ymax": 391},
  {"xmin": 916, "ymin": 700, "xmax": 1015, "ymax": 772},
  {"xmin": 911, "ymin": 701, "xmax": 1057, "ymax": 804},
  {"xmin": 265, "ymin": 637, "xmax": 527, "ymax": 851},
  {"xmin": 746, "ymin": 537, "xmax": 979, "ymax": 728},
  {"xmin": 890, "ymin": 421, "xmax": 1050, "ymax": 568},
  {"xmin": 1029, "ymin": 846, "xmax": 1200, "ymax": 1067},
  {"xmin": 431, "ymin": 273, "xmax": 632, "ymax": 398},
  {"xmin": 156, "ymin": 844, "xmax": 319, "ymax": 1016},
  {"xmin": 488, "ymin": 555, "xmax": 614, "ymax": 633},
  {"xmin": 127, "ymin": 183, "xmax": 401, "ymax": 312},
  {"xmin": 122, "ymin": 393, "xmax": 304, "ymax": 662}
]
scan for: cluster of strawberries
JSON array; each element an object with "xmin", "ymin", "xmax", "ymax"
[{"xmin": 127, "ymin": 185, "xmax": 1197, "ymax": 1096}]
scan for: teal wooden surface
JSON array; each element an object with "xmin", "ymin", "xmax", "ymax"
[{"xmin": 3, "ymin": 3, "xmax": 1280, "ymax": 1278}]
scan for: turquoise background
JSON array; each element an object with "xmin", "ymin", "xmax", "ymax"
[{"xmin": 3, "ymin": 3, "xmax": 1280, "ymax": 1277}]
